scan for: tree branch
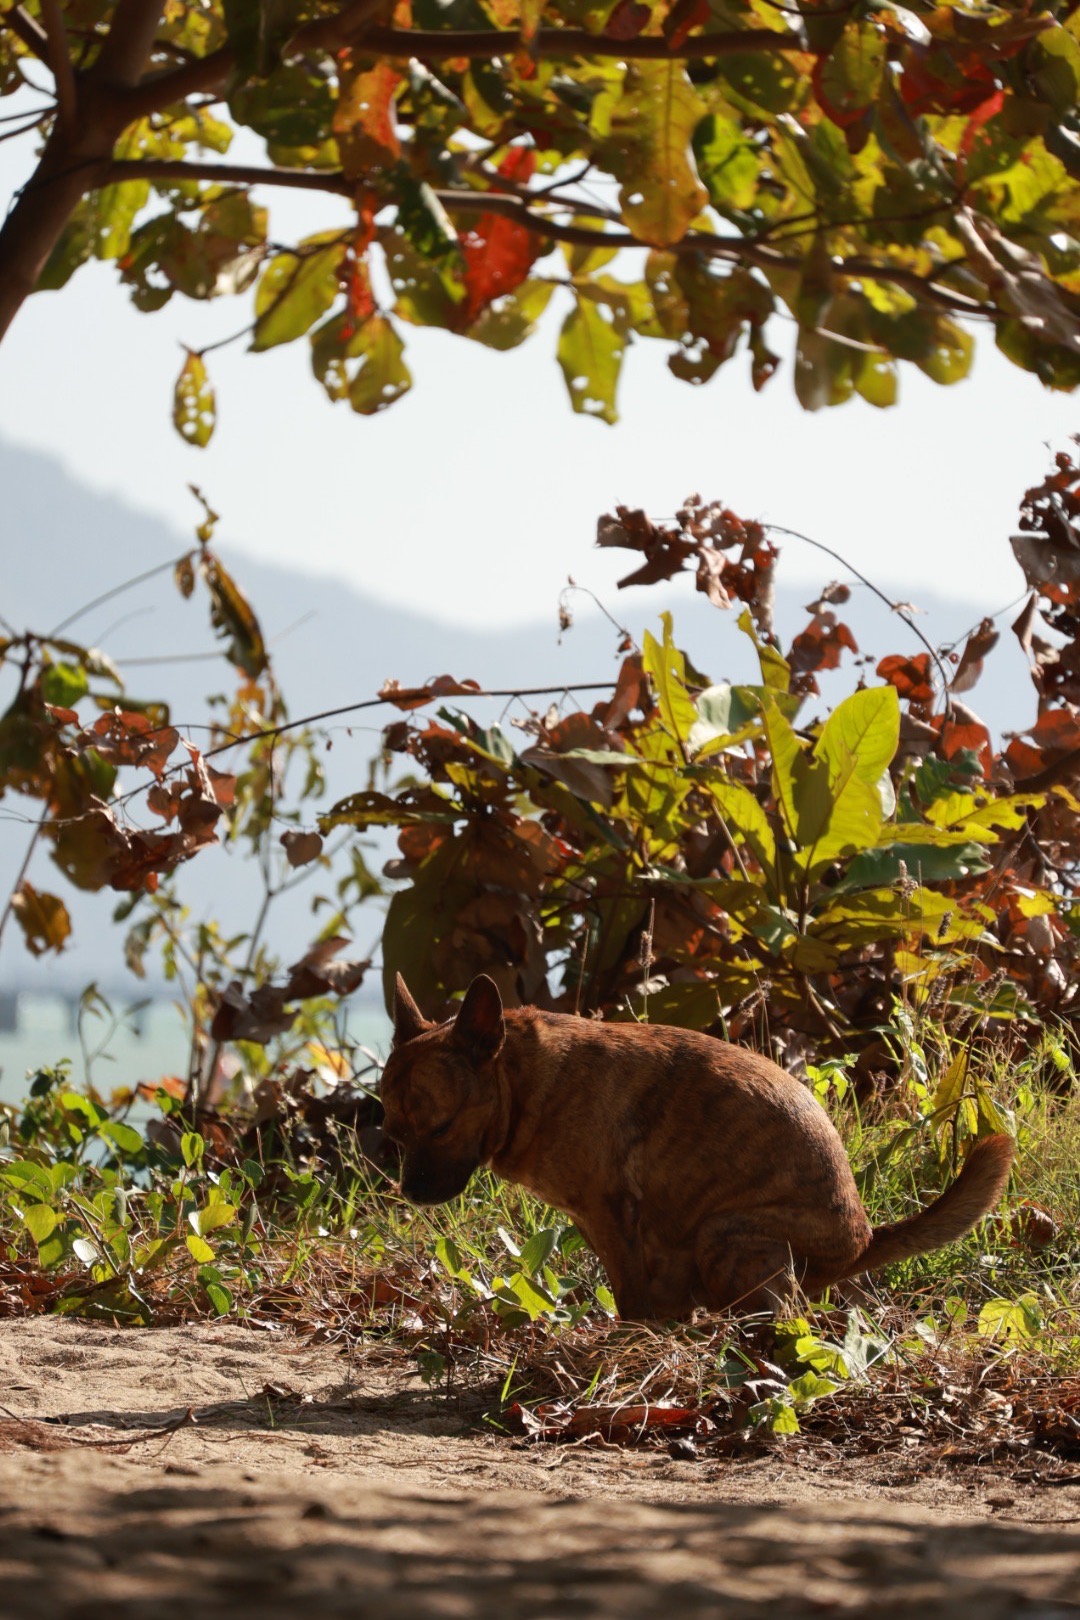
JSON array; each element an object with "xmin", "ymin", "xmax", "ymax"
[
  {"xmin": 108, "ymin": 155, "xmax": 352, "ymax": 195},
  {"xmin": 118, "ymin": 0, "xmax": 391, "ymax": 119},
  {"xmin": 104, "ymin": 156, "xmax": 989, "ymax": 319},
  {"xmin": 3, "ymin": 4, "xmax": 50, "ymax": 63},
  {"xmin": 117, "ymin": 16, "xmax": 798, "ymax": 121},
  {"xmin": 92, "ymin": 0, "xmax": 166, "ymax": 86},
  {"xmin": 358, "ymin": 23, "xmax": 796, "ymax": 61},
  {"xmin": 37, "ymin": 0, "xmax": 77, "ymax": 132}
]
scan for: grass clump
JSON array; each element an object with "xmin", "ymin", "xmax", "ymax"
[{"xmin": 0, "ymin": 1004, "xmax": 1078, "ymax": 1473}]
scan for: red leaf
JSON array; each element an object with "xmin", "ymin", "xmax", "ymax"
[
  {"xmin": 958, "ymin": 87, "xmax": 1005, "ymax": 171},
  {"xmin": 789, "ymin": 613, "xmax": 859, "ymax": 695},
  {"xmin": 458, "ymin": 148, "xmax": 540, "ymax": 327},
  {"xmin": 607, "ymin": 0, "xmax": 651, "ymax": 41},
  {"xmin": 877, "ymin": 652, "xmax": 934, "ymax": 706},
  {"xmin": 938, "ymin": 704, "xmax": 992, "ymax": 777},
  {"xmin": 664, "ymin": 0, "xmax": 708, "ymax": 50}
]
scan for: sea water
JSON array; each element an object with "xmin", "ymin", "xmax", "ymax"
[{"xmin": 0, "ymin": 993, "xmax": 391, "ymax": 1107}]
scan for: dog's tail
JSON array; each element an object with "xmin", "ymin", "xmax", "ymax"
[{"xmin": 839, "ymin": 1134, "xmax": 1015, "ymax": 1279}]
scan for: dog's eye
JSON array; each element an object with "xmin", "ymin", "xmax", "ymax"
[{"xmin": 430, "ymin": 1120, "xmax": 453, "ymax": 1141}]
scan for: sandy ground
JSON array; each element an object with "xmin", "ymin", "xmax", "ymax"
[{"xmin": 0, "ymin": 1318, "xmax": 1078, "ymax": 1617}]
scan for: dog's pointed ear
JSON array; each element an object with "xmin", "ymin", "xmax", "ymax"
[
  {"xmin": 453, "ymin": 974, "xmax": 505, "ymax": 1066},
  {"xmin": 393, "ymin": 973, "xmax": 430, "ymax": 1045}
]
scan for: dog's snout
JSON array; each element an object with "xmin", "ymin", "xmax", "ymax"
[{"xmin": 399, "ymin": 1152, "xmax": 475, "ymax": 1207}]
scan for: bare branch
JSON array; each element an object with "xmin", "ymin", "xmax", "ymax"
[
  {"xmin": 37, "ymin": 0, "xmax": 77, "ymax": 132},
  {"xmin": 103, "ymin": 156, "xmax": 989, "ymax": 319}
]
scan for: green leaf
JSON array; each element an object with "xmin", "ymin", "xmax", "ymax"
[
  {"xmin": 931, "ymin": 1050, "xmax": 968, "ymax": 1117},
  {"xmin": 181, "ymin": 1131, "xmax": 205, "ymax": 1168},
  {"xmin": 818, "ymin": 21, "xmax": 886, "ymax": 124},
  {"xmin": 926, "ymin": 791, "xmax": 1044, "ymax": 839},
  {"xmin": 189, "ymin": 1203, "xmax": 238, "ymax": 1237},
  {"xmin": 690, "ymin": 684, "xmax": 762, "ymax": 754},
  {"xmin": 977, "ymin": 1293, "xmax": 1042, "ymax": 1344},
  {"xmin": 815, "ymin": 686, "xmax": 899, "ymax": 791},
  {"xmin": 737, "ymin": 610, "xmax": 791, "ymax": 694},
  {"xmin": 918, "ymin": 319, "xmax": 974, "ymax": 386},
  {"xmin": 206, "ymin": 1281, "xmax": 233, "ymax": 1316},
  {"xmin": 693, "ymin": 114, "xmax": 760, "ymax": 211},
  {"xmin": 605, "ymin": 62, "xmax": 709, "ymax": 246},
  {"xmin": 502, "ymin": 1270, "xmax": 559, "ymax": 1321},
  {"xmin": 21, "ymin": 1204, "xmax": 59, "ymax": 1245},
  {"xmin": 100, "ymin": 1120, "xmax": 143, "ymax": 1156},
  {"xmin": 810, "ymin": 886, "xmax": 979, "ymax": 947},
  {"xmin": 788, "ymin": 1369, "xmax": 840, "ymax": 1405},
  {"xmin": 794, "ymin": 326, "xmax": 855, "ymax": 412},
  {"xmin": 41, "ymin": 662, "xmax": 88, "ymax": 707},
  {"xmin": 252, "ymin": 233, "xmax": 345, "ymax": 351},
  {"xmin": 396, "ymin": 172, "xmax": 460, "ymax": 263},
  {"xmin": 518, "ymin": 1228, "xmax": 559, "ymax": 1277},
  {"xmin": 36, "ymin": 203, "xmax": 94, "ymax": 291},
  {"xmin": 435, "ymin": 1234, "xmax": 472, "ymax": 1282},
  {"xmin": 837, "ymin": 839, "xmax": 990, "ymax": 891},
  {"xmin": 643, "ymin": 613, "xmax": 698, "ymax": 747},
  {"xmin": 173, "ymin": 351, "xmax": 216, "ymax": 448},
  {"xmin": 311, "ymin": 313, "xmax": 413, "ymax": 415},
  {"xmin": 761, "ymin": 696, "xmax": 834, "ymax": 853},
  {"xmin": 470, "ymin": 280, "xmax": 554, "ymax": 351},
  {"xmin": 186, "ymin": 1232, "xmax": 215, "ymax": 1264},
  {"xmin": 707, "ymin": 779, "xmax": 777, "ymax": 876},
  {"xmin": 557, "ymin": 295, "xmax": 625, "ymax": 423}
]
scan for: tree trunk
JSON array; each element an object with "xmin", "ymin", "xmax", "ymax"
[
  {"xmin": 0, "ymin": 128, "xmax": 112, "ymax": 343},
  {"xmin": 0, "ymin": 1, "xmax": 166, "ymax": 344}
]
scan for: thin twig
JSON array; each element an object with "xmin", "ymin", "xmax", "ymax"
[
  {"xmin": 767, "ymin": 523, "xmax": 955, "ymax": 717},
  {"xmin": 48, "ymin": 550, "xmax": 195, "ymax": 638},
  {"xmin": 0, "ymin": 812, "xmax": 45, "ymax": 953}
]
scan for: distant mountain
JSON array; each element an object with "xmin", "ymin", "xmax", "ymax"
[{"xmin": 0, "ymin": 438, "xmax": 1041, "ymax": 994}]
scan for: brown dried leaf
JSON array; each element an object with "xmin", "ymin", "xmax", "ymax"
[
  {"xmin": 378, "ymin": 676, "xmax": 483, "ymax": 711},
  {"xmin": 10, "ymin": 882, "xmax": 71, "ymax": 957},
  {"xmin": 210, "ymin": 980, "xmax": 296, "ymax": 1044},
  {"xmin": 951, "ymin": 616, "xmax": 999, "ymax": 695},
  {"xmin": 788, "ymin": 612, "xmax": 858, "ymax": 695},
  {"xmin": 281, "ymin": 829, "xmax": 324, "ymax": 867},
  {"xmin": 82, "ymin": 710, "xmax": 179, "ymax": 781},
  {"xmin": 281, "ymin": 936, "xmax": 370, "ymax": 1000}
]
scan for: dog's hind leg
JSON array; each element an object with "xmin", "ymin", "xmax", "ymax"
[{"xmin": 694, "ymin": 1217, "xmax": 801, "ymax": 1316}]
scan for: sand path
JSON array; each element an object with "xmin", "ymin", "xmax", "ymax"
[{"xmin": 0, "ymin": 1318, "xmax": 1077, "ymax": 1617}]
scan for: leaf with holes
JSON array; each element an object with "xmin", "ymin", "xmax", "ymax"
[
  {"xmin": 252, "ymin": 234, "xmax": 346, "ymax": 352},
  {"xmin": 605, "ymin": 62, "xmax": 709, "ymax": 247},
  {"xmin": 173, "ymin": 351, "xmax": 216, "ymax": 448},
  {"xmin": 557, "ymin": 296, "xmax": 625, "ymax": 424}
]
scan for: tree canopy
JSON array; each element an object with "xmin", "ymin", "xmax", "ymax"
[{"xmin": 4, "ymin": 0, "xmax": 1080, "ymax": 434}]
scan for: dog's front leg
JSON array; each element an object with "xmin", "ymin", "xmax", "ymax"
[{"xmin": 587, "ymin": 1196, "xmax": 655, "ymax": 1321}]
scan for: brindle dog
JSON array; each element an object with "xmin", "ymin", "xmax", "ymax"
[{"xmin": 380, "ymin": 973, "xmax": 1014, "ymax": 1318}]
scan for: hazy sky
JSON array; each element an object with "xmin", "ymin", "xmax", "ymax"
[{"xmin": 3, "ymin": 127, "xmax": 1078, "ymax": 630}]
